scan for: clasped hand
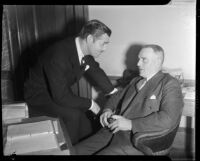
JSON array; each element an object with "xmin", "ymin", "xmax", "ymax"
[{"xmin": 100, "ymin": 110, "xmax": 132, "ymax": 133}]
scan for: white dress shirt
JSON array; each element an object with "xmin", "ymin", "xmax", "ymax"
[
  {"xmin": 140, "ymin": 71, "xmax": 160, "ymax": 90},
  {"xmin": 75, "ymin": 37, "xmax": 84, "ymax": 65}
]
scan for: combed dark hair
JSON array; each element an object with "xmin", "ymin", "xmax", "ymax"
[
  {"xmin": 142, "ymin": 44, "xmax": 165, "ymax": 64},
  {"xmin": 79, "ymin": 19, "xmax": 112, "ymax": 39}
]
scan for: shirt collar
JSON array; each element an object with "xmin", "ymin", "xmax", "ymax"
[
  {"xmin": 75, "ymin": 37, "xmax": 85, "ymax": 65},
  {"xmin": 145, "ymin": 71, "xmax": 160, "ymax": 82}
]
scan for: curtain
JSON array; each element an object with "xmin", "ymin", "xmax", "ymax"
[
  {"xmin": 2, "ymin": 5, "xmax": 90, "ymax": 102},
  {"xmin": 1, "ymin": 6, "xmax": 14, "ymax": 103}
]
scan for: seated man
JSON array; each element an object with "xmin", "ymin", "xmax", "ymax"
[{"xmin": 74, "ymin": 44, "xmax": 184, "ymax": 155}]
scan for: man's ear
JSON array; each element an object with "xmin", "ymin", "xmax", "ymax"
[{"xmin": 87, "ymin": 34, "xmax": 94, "ymax": 43}]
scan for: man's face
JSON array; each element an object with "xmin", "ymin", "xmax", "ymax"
[
  {"xmin": 87, "ymin": 33, "xmax": 110, "ymax": 58},
  {"xmin": 137, "ymin": 47, "xmax": 159, "ymax": 78}
]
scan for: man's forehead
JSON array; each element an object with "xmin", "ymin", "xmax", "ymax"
[
  {"xmin": 139, "ymin": 47, "xmax": 155, "ymax": 57},
  {"xmin": 96, "ymin": 33, "xmax": 109, "ymax": 41}
]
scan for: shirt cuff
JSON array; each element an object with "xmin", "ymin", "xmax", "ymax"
[
  {"xmin": 102, "ymin": 108, "xmax": 113, "ymax": 113},
  {"xmin": 85, "ymin": 65, "xmax": 90, "ymax": 71},
  {"xmin": 89, "ymin": 99, "xmax": 94, "ymax": 110},
  {"xmin": 106, "ymin": 88, "xmax": 118, "ymax": 95}
]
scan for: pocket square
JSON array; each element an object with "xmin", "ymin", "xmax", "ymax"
[
  {"xmin": 150, "ymin": 95, "xmax": 156, "ymax": 99},
  {"xmin": 85, "ymin": 65, "xmax": 90, "ymax": 71}
]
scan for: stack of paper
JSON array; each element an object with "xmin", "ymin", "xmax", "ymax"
[
  {"xmin": 182, "ymin": 86, "xmax": 195, "ymax": 100},
  {"xmin": 162, "ymin": 68, "xmax": 185, "ymax": 87},
  {"xmin": 2, "ymin": 102, "xmax": 29, "ymax": 124},
  {"xmin": 4, "ymin": 120, "xmax": 59, "ymax": 155}
]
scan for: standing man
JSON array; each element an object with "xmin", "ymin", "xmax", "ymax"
[
  {"xmin": 24, "ymin": 19, "xmax": 117, "ymax": 144},
  {"xmin": 75, "ymin": 44, "xmax": 184, "ymax": 155}
]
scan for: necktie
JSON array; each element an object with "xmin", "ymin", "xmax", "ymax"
[
  {"xmin": 114, "ymin": 83, "xmax": 134, "ymax": 115},
  {"xmin": 118, "ymin": 78, "xmax": 146, "ymax": 115},
  {"xmin": 114, "ymin": 78, "xmax": 147, "ymax": 115},
  {"xmin": 136, "ymin": 78, "xmax": 147, "ymax": 91}
]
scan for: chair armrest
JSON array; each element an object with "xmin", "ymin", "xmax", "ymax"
[{"xmin": 132, "ymin": 124, "xmax": 180, "ymax": 155}]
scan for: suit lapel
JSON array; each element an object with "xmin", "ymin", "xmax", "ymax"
[
  {"xmin": 121, "ymin": 71, "xmax": 165, "ymax": 116},
  {"xmin": 69, "ymin": 38, "xmax": 84, "ymax": 81},
  {"xmin": 120, "ymin": 77, "xmax": 141, "ymax": 113},
  {"xmin": 138, "ymin": 71, "xmax": 165, "ymax": 98}
]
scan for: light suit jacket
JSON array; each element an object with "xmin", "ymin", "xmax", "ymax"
[{"xmin": 104, "ymin": 71, "xmax": 184, "ymax": 146}]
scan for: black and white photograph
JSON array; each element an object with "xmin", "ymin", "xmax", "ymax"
[{"xmin": 1, "ymin": 1, "xmax": 196, "ymax": 161}]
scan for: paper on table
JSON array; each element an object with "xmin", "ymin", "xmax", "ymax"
[
  {"xmin": 182, "ymin": 86, "xmax": 195, "ymax": 100},
  {"xmin": 7, "ymin": 120, "xmax": 54, "ymax": 141},
  {"xmin": 4, "ymin": 120, "xmax": 60, "ymax": 155},
  {"xmin": 3, "ymin": 106, "xmax": 26, "ymax": 120},
  {"xmin": 2, "ymin": 102, "xmax": 28, "ymax": 122},
  {"xmin": 52, "ymin": 120, "xmax": 66, "ymax": 147},
  {"xmin": 52, "ymin": 120, "xmax": 59, "ymax": 134},
  {"xmin": 4, "ymin": 132, "xmax": 59, "ymax": 155},
  {"xmin": 184, "ymin": 92, "xmax": 195, "ymax": 100},
  {"xmin": 3, "ymin": 102, "xmax": 27, "ymax": 107}
]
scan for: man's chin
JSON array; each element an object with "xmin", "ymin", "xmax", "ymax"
[
  {"xmin": 94, "ymin": 54, "xmax": 101, "ymax": 58},
  {"xmin": 139, "ymin": 73, "xmax": 143, "ymax": 77}
]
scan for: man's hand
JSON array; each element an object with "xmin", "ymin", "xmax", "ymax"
[
  {"xmin": 100, "ymin": 109, "xmax": 113, "ymax": 127},
  {"xmin": 89, "ymin": 100, "xmax": 100, "ymax": 115},
  {"xmin": 107, "ymin": 115, "xmax": 132, "ymax": 133}
]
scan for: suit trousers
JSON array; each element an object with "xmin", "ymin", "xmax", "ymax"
[
  {"xmin": 26, "ymin": 92, "xmax": 93, "ymax": 145},
  {"xmin": 74, "ymin": 128, "xmax": 144, "ymax": 155}
]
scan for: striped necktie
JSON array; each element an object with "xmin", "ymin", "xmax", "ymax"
[{"xmin": 136, "ymin": 78, "xmax": 147, "ymax": 91}]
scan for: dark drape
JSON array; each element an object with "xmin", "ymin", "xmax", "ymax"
[{"xmin": 2, "ymin": 5, "xmax": 89, "ymax": 102}]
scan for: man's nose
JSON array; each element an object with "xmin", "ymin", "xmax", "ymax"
[
  {"xmin": 137, "ymin": 60, "xmax": 141, "ymax": 67},
  {"xmin": 100, "ymin": 49, "xmax": 105, "ymax": 53},
  {"xmin": 102, "ymin": 45, "xmax": 107, "ymax": 52}
]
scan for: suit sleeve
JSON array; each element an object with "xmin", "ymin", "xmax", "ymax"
[
  {"xmin": 103, "ymin": 84, "xmax": 130, "ymax": 112},
  {"xmin": 83, "ymin": 55, "xmax": 115, "ymax": 94},
  {"xmin": 43, "ymin": 57, "xmax": 91, "ymax": 112},
  {"xmin": 131, "ymin": 78, "xmax": 184, "ymax": 133}
]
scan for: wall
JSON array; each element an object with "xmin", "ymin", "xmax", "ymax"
[
  {"xmin": 89, "ymin": 4, "xmax": 195, "ymax": 129},
  {"xmin": 88, "ymin": 4, "xmax": 196, "ymax": 80}
]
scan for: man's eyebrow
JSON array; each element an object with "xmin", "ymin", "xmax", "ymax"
[
  {"xmin": 104, "ymin": 41, "xmax": 109, "ymax": 44},
  {"xmin": 139, "ymin": 56, "xmax": 145, "ymax": 59}
]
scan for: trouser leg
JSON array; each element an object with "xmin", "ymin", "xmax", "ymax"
[
  {"xmin": 74, "ymin": 128, "xmax": 113, "ymax": 155},
  {"xmin": 96, "ymin": 144, "xmax": 144, "ymax": 155},
  {"xmin": 96, "ymin": 132, "xmax": 144, "ymax": 155}
]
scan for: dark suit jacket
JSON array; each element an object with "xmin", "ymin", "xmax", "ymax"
[
  {"xmin": 104, "ymin": 71, "xmax": 184, "ymax": 146},
  {"xmin": 24, "ymin": 37, "xmax": 114, "ymax": 111}
]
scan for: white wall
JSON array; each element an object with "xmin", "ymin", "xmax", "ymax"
[{"xmin": 88, "ymin": 5, "xmax": 196, "ymax": 80}]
